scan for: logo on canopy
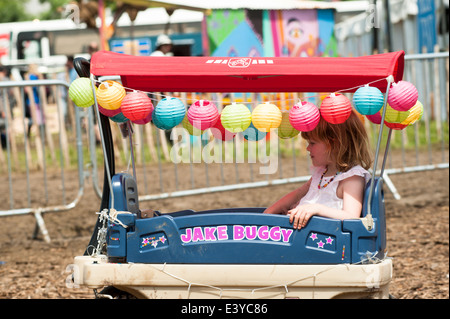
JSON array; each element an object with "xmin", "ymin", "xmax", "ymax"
[{"xmin": 228, "ymin": 58, "xmax": 252, "ymax": 68}]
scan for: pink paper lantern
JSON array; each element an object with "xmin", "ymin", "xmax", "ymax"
[
  {"xmin": 188, "ymin": 99, "xmax": 219, "ymax": 130},
  {"xmin": 387, "ymin": 81, "xmax": 418, "ymax": 111},
  {"xmin": 320, "ymin": 93, "xmax": 352, "ymax": 124},
  {"xmin": 289, "ymin": 101, "xmax": 320, "ymax": 132},
  {"xmin": 98, "ymin": 104, "xmax": 121, "ymax": 117},
  {"xmin": 366, "ymin": 112, "xmax": 382, "ymax": 124},
  {"xmin": 121, "ymin": 91, "xmax": 153, "ymax": 122},
  {"xmin": 211, "ymin": 114, "xmax": 236, "ymax": 141}
]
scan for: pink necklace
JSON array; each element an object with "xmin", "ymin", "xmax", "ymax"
[{"xmin": 318, "ymin": 167, "xmax": 340, "ymax": 189}]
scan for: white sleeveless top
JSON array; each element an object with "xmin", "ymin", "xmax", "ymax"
[{"xmin": 297, "ymin": 165, "xmax": 371, "ymax": 210}]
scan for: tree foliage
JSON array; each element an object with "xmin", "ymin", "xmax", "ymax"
[{"xmin": 0, "ymin": 0, "xmax": 32, "ymax": 23}]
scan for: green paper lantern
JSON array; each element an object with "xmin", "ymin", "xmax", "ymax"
[
  {"xmin": 182, "ymin": 114, "xmax": 204, "ymax": 136},
  {"xmin": 384, "ymin": 103, "xmax": 409, "ymax": 123},
  {"xmin": 68, "ymin": 77, "xmax": 95, "ymax": 108},
  {"xmin": 278, "ymin": 111, "xmax": 300, "ymax": 139},
  {"xmin": 220, "ymin": 103, "xmax": 252, "ymax": 133}
]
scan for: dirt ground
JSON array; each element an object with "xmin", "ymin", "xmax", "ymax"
[{"xmin": 0, "ymin": 150, "xmax": 448, "ymax": 299}]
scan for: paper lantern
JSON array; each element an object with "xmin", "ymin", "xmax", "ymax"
[
  {"xmin": 366, "ymin": 112, "xmax": 382, "ymax": 125},
  {"xmin": 182, "ymin": 115, "xmax": 204, "ymax": 136},
  {"xmin": 121, "ymin": 91, "xmax": 153, "ymax": 122},
  {"xmin": 384, "ymin": 121, "xmax": 408, "ymax": 130},
  {"xmin": 243, "ymin": 122, "xmax": 266, "ymax": 141},
  {"xmin": 96, "ymin": 80, "xmax": 126, "ymax": 110},
  {"xmin": 387, "ymin": 81, "xmax": 418, "ymax": 111},
  {"xmin": 211, "ymin": 114, "xmax": 236, "ymax": 141},
  {"xmin": 401, "ymin": 100, "xmax": 423, "ymax": 126},
  {"xmin": 352, "ymin": 85, "xmax": 384, "ymax": 115},
  {"xmin": 220, "ymin": 103, "xmax": 252, "ymax": 133},
  {"xmin": 109, "ymin": 112, "xmax": 129, "ymax": 123},
  {"xmin": 278, "ymin": 111, "xmax": 300, "ymax": 139},
  {"xmin": 152, "ymin": 97, "xmax": 186, "ymax": 130},
  {"xmin": 188, "ymin": 100, "xmax": 219, "ymax": 130},
  {"xmin": 132, "ymin": 112, "xmax": 152, "ymax": 125},
  {"xmin": 98, "ymin": 104, "xmax": 121, "ymax": 117},
  {"xmin": 68, "ymin": 77, "xmax": 95, "ymax": 108},
  {"xmin": 320, "ymin": 93, "xmax": 352, "ymax": 124},
  {"xmin": 384, "ymin": 104, "xmax": 410, "ymax": 123},
  {"xmin": 289, "ymin": 100, "xmax": 320, "ymax": 132},
  {"xmin": 251, "ymin": 102, "xmax": 282, "ymax": 132}
]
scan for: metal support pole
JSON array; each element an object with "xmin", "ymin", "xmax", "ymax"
[{"xmin": 367, "ymin": 75, "xmax": 394, "ymax": 217}]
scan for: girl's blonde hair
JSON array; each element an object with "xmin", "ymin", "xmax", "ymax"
[{"xmin": 301, "ymin": 110, "xmax": 373, "ymax": 172}]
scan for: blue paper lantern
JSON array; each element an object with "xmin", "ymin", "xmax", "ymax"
[
  {"xmin": 152, "ymin": 97, "xmax": 186, "ymax": 130},
  {"xmin": 110, "ymin": 112, "xmax": 129, "ymax": 123},
  {"xmin": 243, "ymin": 122, "xmax": 267, "ymax": 141},
  {"xmin": 353, "ymin": 85, "xmax": 385, "ymax": 115}
]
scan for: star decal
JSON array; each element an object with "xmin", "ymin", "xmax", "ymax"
[
  {"xmin": 310, "ymin": 233, "xmax": 318, "ymax": 241},
  {"xmin": 159, "ymin": 236, "xmax": 166, "ymax": 244},
  {"xmin": 326, "ymin": 236, "xmax": 334, "ymax": 245},
  {"xmin": 317, "ymin": 240, "xmax": 325, "ymax": 249}
]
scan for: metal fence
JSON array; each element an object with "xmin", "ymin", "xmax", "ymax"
[
  {"xmin": 0, "ymin": 52, "xmax": 448, "ymax": 242},
  {"xmin": 0, "ymin": 78, "xmax": 97, "ymax": 242}
]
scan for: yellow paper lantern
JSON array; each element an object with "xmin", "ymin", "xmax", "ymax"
[
  {"xmin": 401, "ymin": 100, "xmax": 423, "ymax": 126},
  {"xmin": 251, "ymin": 102, "xmax": 282, "ymax": 132},
  {"xmin": 96, "ymin": 80, "xmax": 126, "ymax": 110}
]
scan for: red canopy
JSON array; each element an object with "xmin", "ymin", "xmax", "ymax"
[{"xmin": 90, "ymin": 51, "xmax": 404, "ymax": 93}]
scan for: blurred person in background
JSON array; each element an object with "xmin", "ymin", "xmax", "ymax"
[
  {"xmin": 1, "ymin": 64, "xmax": 15, "ymax": 149},
  {"xmin": 24, "ymin": 64, "xmax": 44, "ymax": 137},
  {"xmin": 151, "ymin": 34, "xmax": 173, "ymax": 56},
  {"xmin": 57, "ymin": 56, "xmax": 78, "ymax": 125},
  {"xmin": 88, "ymin": 41, "xmax": 99, "ymax": 58}
]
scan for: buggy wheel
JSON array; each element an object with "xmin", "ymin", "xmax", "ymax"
[{"xmin": 95, "ymin": 286, "xmax": 138, "ymax": 299}]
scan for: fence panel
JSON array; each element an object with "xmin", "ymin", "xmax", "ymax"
[{"xmin": 0, "ymin": 79, "xmax": 95, "ymax": 242}]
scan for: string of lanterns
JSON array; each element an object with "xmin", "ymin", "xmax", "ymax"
[{"xmin": 68, "ymin": 76, "xmax": 423, "ymax": 141}]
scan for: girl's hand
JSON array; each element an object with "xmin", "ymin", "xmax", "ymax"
[{"xmin": 287, "ymin": 204, "xmax": 320, "ymax": 229}]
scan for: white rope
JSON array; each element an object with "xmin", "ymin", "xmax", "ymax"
[
  {"xmin": 96, "ymin": 208, "xmax": 132, "ymax": 229},
  {"xmin": 144, "ymin": 251, "xmax": 385, "ymax": 299},
  {"xmin": 92, "ymin": 76, "xmax": 390, "ymax": 108}
]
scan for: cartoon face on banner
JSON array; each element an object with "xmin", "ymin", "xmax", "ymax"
[{"xmin": 283, "ymin": 10, "xmax": 319, "ymax": 57}]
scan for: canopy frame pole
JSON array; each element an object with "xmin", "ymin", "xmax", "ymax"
[
  {"xmin": 91, "ymin": 73, "xmax": 115, "ymax": 211},
  {"xmin": 366, "ymin": 75, "xmax": 394, "ymax": 219}
]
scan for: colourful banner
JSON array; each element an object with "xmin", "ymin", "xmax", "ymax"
[{"xmin": 206, "ymin": 9, "xmax": 337, "ymax": 57}]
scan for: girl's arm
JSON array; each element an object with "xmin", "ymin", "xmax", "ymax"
[
  {"xmin": 263, "ymin": 178, "xmax": 311, "ymax": 215},
  {"xmin": 288, "ymin": 175, "xmax": 365, "ymax": 229}
]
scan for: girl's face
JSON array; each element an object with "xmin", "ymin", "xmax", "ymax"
[{"xmin": 306, "ymin": 139, "xmax": 332, "ymax": 167}]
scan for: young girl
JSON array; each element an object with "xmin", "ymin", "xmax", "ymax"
[{"xmin": 264, "ymin": 110, "xmax": 373, "ymax": 229}]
